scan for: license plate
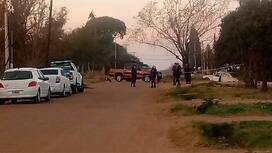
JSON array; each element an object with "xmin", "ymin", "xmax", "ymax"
[{"xmin": 12, "ymin": 90, "xmax": 21, "ymax": 94}]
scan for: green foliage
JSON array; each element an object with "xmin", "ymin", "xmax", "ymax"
[
  {"xmin": 169, "ymin": 82, "xmax": 272, "ymax": 101},
  {"xmin": 171, "ymin": 102, "xmax": 272, "ymax": 116},
  {"xmin": 56, "ymin": 15, "xmax": 139, "ymax": 70},
  {"xmin": 206, "ymin": 103, "xmax": 272, "ymax": 115},
  {"xmin": 215, "ymin": 0, "xmax": 272, "ymax": 90},
  {"xmin": 197, "ymin": 121, "xmax": 272, "ymax": 149},
  {"xmin": 197, "ymin": 98, "xmax": 217, "ymax": 114},
  {"xmin": 0, "ymin": 2, "xmax": 139, "ymax": 71}
]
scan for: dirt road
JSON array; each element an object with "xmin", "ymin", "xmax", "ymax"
[{"xmin": 0, "ymin": 82, "xmax": 177, "ymax": 153}]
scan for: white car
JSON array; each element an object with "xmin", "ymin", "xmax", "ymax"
[
  {"xmin": 50, "ymin": 61, "xmax": 84, "ymax": 93},
  {"xmin": 203, "ymin": 72, "xmax": 239, "ymax": 82},
  {"xmin": 0, "ymin": 68, "xmax": 51, "ymax": 104},
  {"xmin": 40, "ymin": 68, "xmax": 72, "ymax": 97}
]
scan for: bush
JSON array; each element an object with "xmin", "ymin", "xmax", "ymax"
[
  {"xmin": 197, "ymin": 121, "xmax": 272, "ymax": 149},
  {"xmin": 197, "ymin": 98, "xmax": 217, "ymax": 114}
]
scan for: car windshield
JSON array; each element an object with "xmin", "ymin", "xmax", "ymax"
[
  {"xmin": 1, "ymin": 71, "xmax": 33, "ymax": 80},
  {"xmin": 41, "ymin": 70, "xmax": 59, "ymax": 75},
  {"xmin": 50, "ymin": 62, "xmax": 74, "ymax": 71}
]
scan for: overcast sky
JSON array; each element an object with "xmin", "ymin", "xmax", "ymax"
[{"xmin": 54, "ymin": 0, "xmax": 238, "ymax": 70}]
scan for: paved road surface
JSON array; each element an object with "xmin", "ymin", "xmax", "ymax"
[{"xmin": 0, "ymin": 82, "xmax": 177, "ymax": 153}]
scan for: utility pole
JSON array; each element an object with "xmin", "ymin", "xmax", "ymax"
[
  {"xmin": 46, "ymin": 0, "xmax": 53, "ymax": 65},
  {"xmin": 4, "ymin": 0, "xmax": 10, "ymax": 70},
  {"xmin": 10, "ymin": 31, "xmax": 14, "ymax": 68}
]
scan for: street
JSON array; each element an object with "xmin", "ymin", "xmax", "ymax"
[{"xmin": 0, "ymin": 82, "xmax": 177, "ymax": 153}]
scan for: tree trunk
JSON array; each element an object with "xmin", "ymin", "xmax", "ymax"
[
  {"xmin": 261, "ymin": 69, "xmax": 268, "ymax": 92},
  {"xmin": 262, "ymin": 80, "xmax": 268, "ymax": 92}
]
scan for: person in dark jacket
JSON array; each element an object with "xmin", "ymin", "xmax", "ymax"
[
  {"xmin": 157, "ymin": 72, "xmax": 162, "ymax": 83},
  {"xmin": 172, "ymin": 63, "xmax": 177, "ymax": 86},
  {"xmin": 176, "ymin": 63, "xmax": 182, "ymax": 86},
  {"xmin": 131, "ymin": 65, "xmax": 137, "ymax": 87},
  {"xmin": 150, "ymin": 66, "xmax": 158, "ymax": 88},
  {"xmin": 184, "ymin": 64, "xmax": 192, "ymax": 84}
]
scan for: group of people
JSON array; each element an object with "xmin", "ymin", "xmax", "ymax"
[
  {"xmin": 131, "ymin": 63, "xmax": 192, "ymax": 88},
  {"xmin": 172, "ymin": 63, "xmax": 192, "ymax": 86},
  {"xmin": 131, "ymin": 65, "xmax": 161, "ymax": 88}
]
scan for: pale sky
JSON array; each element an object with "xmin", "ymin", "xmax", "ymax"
[{"xmin": 53, "ymin": 0, "xmax": 238, "ymax": 70}]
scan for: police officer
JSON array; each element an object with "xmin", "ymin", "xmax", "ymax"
[
  {"xmin": 150, "ymin": 66, "xmax": 158, "ymax": 88},
  {"xmin": 131, "ymin": 65, "xmax": 137, "ymax": 87}
]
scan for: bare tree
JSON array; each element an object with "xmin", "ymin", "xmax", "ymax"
[
  {"xmin": 7, "ymin": 0, "xmax": 68, "ymax": 67},
  {"xmin": 131, "ymin": 0, "xmax": 230, "ymax": 66}
]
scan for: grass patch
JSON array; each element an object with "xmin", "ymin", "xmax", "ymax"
[
  {"xmin": 206, "ymin": 103, "xmax": 272, "ymax": 115},
  {"xmin": 197, "ymin": 121, "xmax": 272, "ymax": 149},
  {"xmin": 171, "ymin": 104, "xmax": 196, "ymax": 115},
  {"xmin": 172, "ymin": 102, "xmax": 272, "ymax": 115},
  {"xmin": 168, "ymin": 82, "xmax": 272, "ymax": 101}
]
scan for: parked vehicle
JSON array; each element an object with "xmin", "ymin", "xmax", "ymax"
[
  {"xmin": 203, "ymin": 71, "xmax": 239, "ymax": 82},
  {"xmin": 0, "ymin": 68, "xmax": 51, "ymax": 104},
  {"xmin": 40, "ymin": 68, "xmax": 72, "ymax": 97},
  {"xmin": 141, "ymin": 67, "xmax": 152, "ymax": 82},
  {"xmin": 49, "ymin": 60, "xmax": 84, "ymax": 93},
  {"xmin": 108, "ymin": 64, "xmax": 162, "ymax": 83},
  {"xmin": 108, "ymin": 68, "xmax": 144, "ymax": 82}
]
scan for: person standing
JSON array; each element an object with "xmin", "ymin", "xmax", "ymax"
[
  {"xmin": 184, "ymin": 64, "xmax": 192, "ymax": 84},
  {"xmin": 172, "ymin": 63, "xmax": 177, "ymax": 86},
  {"xmin": 150, "ymin": 66, "xmax": 158, "ymax": 88},
  {"xmin": 157, "ymin": 72, "xmax": 162, "ymax": 83},
  {"xmin": 176, "ymin": 63, "xmax": 182, "ymax": 86},
  {"xmin": 131, "ymin": 65, "xmax": 137, "ymax": 87}
]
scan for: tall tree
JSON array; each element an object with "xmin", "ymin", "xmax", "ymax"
[
  {"xmin": 204, "ymin": 44, "xmax": 214, "ymax": 69},
  {"xmin": 131, "ymin": 0, "xmax": 229, "ymax": 67},
  {"xmin": 0, "ymin": 2, "xmax": 4, "ymax": 73},
  {"xmin": 215, "ymin": 0, "xmax": 272, "ymax": 91},
  {"xmin": 188, "ymin": 28, "xmax": 201, "ymax": 68},
  {"xmin": 8, "ymin": 0, "xmax": 67, "ymax": 67},
  {"xmin": 57, "ymin": 15, "xmax": 137, "ymax": 70}
]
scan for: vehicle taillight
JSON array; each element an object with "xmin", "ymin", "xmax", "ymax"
[
  {"xmin": 28, "ymin": 81, "xmax": 37, "ymax": 87},
  {"xmin": 0, "ymin": 82, "xmax": 4, "ymax": 88},
  {"xmin": 56, "ymin": 76, "xmax": 61, "ymax": 83},
  {"xmin": 69, "ymin": 72, "xmax": 74, "ymax": 80}
]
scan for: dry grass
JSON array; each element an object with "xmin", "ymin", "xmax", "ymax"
[
  {"xmin": 84, "ymin": 71, "xmax": 106, "ymax": 83},
  {"xmin": 169, "ymin": 124, "xmax": 201, "ymax": 150},
  {"xmin": 169, "ymin": 82, "xmax": 272, "ymax": 101}
]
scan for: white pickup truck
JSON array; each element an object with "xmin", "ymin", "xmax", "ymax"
[{"xmin": 50, "ymin": 61, "xmax": 84, "ymax": 93}]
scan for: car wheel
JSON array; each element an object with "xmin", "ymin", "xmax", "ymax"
[
  {"xmin": 72, "ymin": 82, "xmax": 78, "ymax": 94},
  {"xmin": 45, "ymin": 89, "xmax": 51, "ymax": 102},
  {"xmin": 11, "ymin": 99, "xmax": 17, "ymax": 104},
  {"xmin": 78, "ymin": 81, "xmax": 85, "ymax": 93},
  {"xmin": 61, "ymin": 85, "xmax": 66, "ymax": 97},
  {"xmin": 143, "ymin": 75, "xmax": 151, "ymax": 83},
  {"xmin": 116, "ymin": 75, "xmax": 123, "ymax": 82},
  {"xmin": 67, "ymin": 88, "xmax": 72, "ymax": 96},
  {"xmin": 34, "ymin": 90, "xmax": 41, "ymax": 103},
  {"xmin": 203, "ymin": 77, "xmax": 210, "ymax": 81},
  {"xmin": 0, "ymin": 100, "xmax": 5, "ymax": 105}
]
